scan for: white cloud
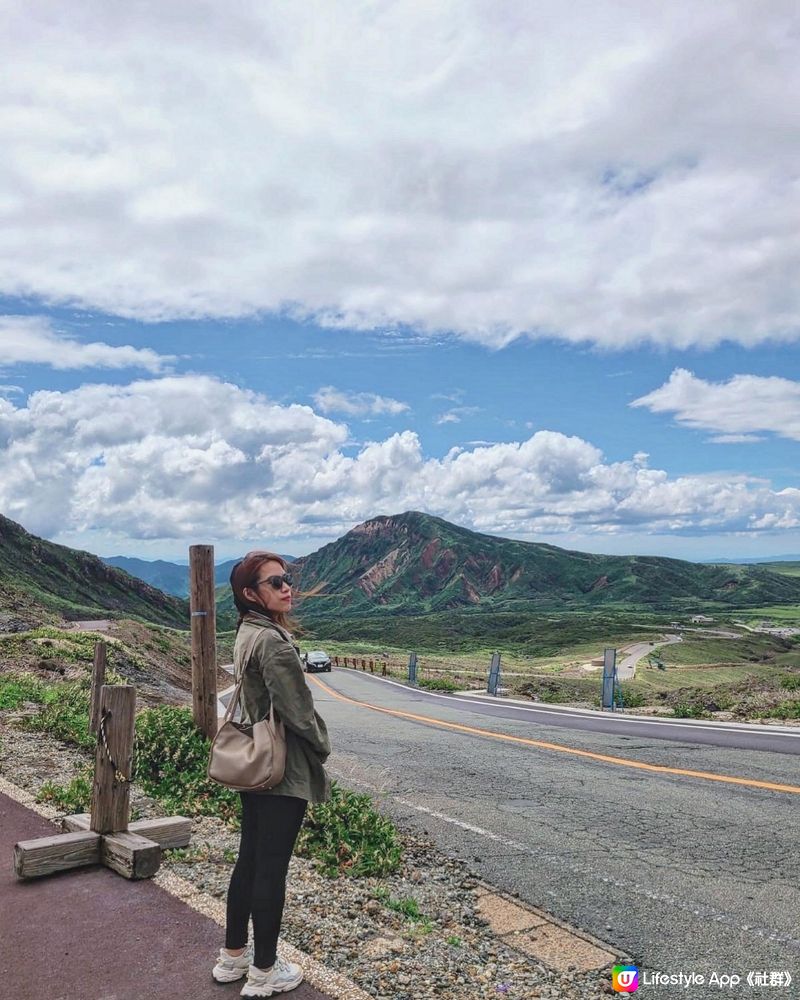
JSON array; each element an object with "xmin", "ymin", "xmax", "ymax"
[
  {"xmin": 0, "ymin": 2, "xmax": 798, "ymax": 348},
  {"xmin": 313, "ymin": 386, "xmax": 409, "ymax": 417},
  {"xmin": 1, "ymin": 374, "xmax": 800, "ymax": 546},
  {"xmin": 632, "ymin": 369, "xmax": 800, "ymax": 441},
  {"xmin": 0, "ymin": 315, "xmax": 173, "ymax": 372},
  {"xmin": 436, "ymin": 406, "xmax": 480, "ymax": 425}
]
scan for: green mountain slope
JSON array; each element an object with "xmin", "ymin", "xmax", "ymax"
[
  {"xmin": 0, "ymin": 514, "xmax": 188, "ymax": 630},
  {"xmin": 106, "ymin": 555, "xmax": 296, "ymax": 598},
  {"xmin": 291, "ymin": 511, "xmax": 800, "ymax": 620}
]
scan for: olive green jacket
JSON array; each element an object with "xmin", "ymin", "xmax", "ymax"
[{"xmin": 235, "ymin": 611, "xmax": 331, "ymax": 804}]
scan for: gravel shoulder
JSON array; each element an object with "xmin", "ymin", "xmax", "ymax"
[{"xmin": 0, "ymin": 708, "xmax": 611, "ymax": 1000}]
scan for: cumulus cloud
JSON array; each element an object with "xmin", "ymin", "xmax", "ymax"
[
  {"xmin": 0, "ymin": 1, "xmax": 798, "ymax": 348},
  {"xmin": 313, "ymin": 386, "xmax": 409, "ymax": 417},
  {"xmin": 0, "ymin": 315, "xmax": 173, "ymax": 372},
  {"xmin": 1, "ymin": 374, "xmax": 800, "ymax": 545},
  {"xmin": 632, "ymin": 369, "xmax": 800, "ymax": 441}
]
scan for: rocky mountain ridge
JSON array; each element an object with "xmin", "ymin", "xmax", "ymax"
[{"xmin": 293, "ymin": 511, "xmax": 800, "ymax": 618}]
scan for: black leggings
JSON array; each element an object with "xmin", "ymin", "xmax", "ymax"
[{"xmin": 225, "ymin": 793, "xmax": 307, "ymax": 969}]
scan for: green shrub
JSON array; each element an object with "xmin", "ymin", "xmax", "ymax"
[
  {"xmin": 296, "ymin": 782, "xmax": 402, "ymax": 878},
  {"xmin": 762, "ymin": 700, "xmax": 800, "ymax": 719},
  {"xmin": 21, "ymin": 682, "xmax": 94, "ymax": 750},
  {"xmin": 618, "ymin": 685, "xmax": 647, "ymax": 708},
  {"xmin": 36, "ymin": 769, "xmax": 93, "ymax": 813},
  {"xmin": 418, "ymin": 677, "xmax": 459, "ymax": 692},
  {"xmin": 672, "ymin": 702, "xmax": 709, "ymax": 720},
  {"xmin": 0, "ymin": 673, "xmax": 47, "ymax": 709},
  {"xmin": 779, "ymin": 674, "xmax": 800, "ymax": 691},
  {"xmin": 134, "ymin": 706, "xmax": 240, "ymax": 825}
]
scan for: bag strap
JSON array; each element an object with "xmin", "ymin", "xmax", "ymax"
[
  {"xmin": 221, "ymin": 627, "xmax": 261, "ymax": 725},
  {"xmin": 222, "ymin": 619, "xmax": 292, "ymax": 726}
]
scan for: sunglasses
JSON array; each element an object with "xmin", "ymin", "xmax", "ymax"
[{"xmin": 254, "ymin": 572, "xmax": 293, "ymax": 591}]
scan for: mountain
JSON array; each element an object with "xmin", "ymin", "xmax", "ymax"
[
  {"xmin": 103, "ymin": 557, "xmax": 194, "ymax": 597},
  {"xmin": 290, "ymin": 511, "xmax": 800, "ymax": 619},
  {"xmin": 709, "ymin": 555, "xmax": 800, "ymax": 564},
  {"xmin": 104, "ymin": 555, "xmax": 295, "ymax": 597},
  {"xmin": 0, "ymin": 514, "xmax": 188, "ymax": 630}
]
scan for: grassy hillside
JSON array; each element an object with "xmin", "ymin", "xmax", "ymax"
[
  {"xmin": 293, "ymin": 511, "xmax": 800, "ymax": 621},
  {"xmin": 0, "ymin": 514, "xmax": 188, "ymax": 630}
]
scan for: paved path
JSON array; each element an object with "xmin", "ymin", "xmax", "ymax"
[
  {"xmin": 0, "ymin": 791, "xmax": 334, "ymax": 1000},
  {"xmin": 68, "ymin": 619, "xmax": 113, "ymax": 632},
  {"xmin": 616, "ymin": 633, "xmax": 682, "ymax": 680}
]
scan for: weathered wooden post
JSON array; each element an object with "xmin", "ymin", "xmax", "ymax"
[
  {"xmin": 190, "ymin": 544, "xmax": 217, "ymax": 739},
  {"xmin": 14, "ymin": 682, "xmax": 191, "ymax": 882},
  {"xmin": 369, "ymin": 659, "xmax": 374, "ymax": 673},
  {"xmin": 92, "ymin": 685, "xmax": 135, "ymax": 834},
  {"xmin": 89, "ymin": 640, "xmax": 107, "ymax": 734},
  {"xmin": 382, "ymin": 661, "xmax": 387, "ymax": 676}
]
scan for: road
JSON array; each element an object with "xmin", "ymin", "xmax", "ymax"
[
  {"xmin": 308, "ymin": 668, "xmax": 800, "ymax": 999},
  {"xmin": 616, "ymin": 634, "xmax": 682, "ymax": 680}
]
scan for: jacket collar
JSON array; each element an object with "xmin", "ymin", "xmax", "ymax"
[{"xmin": 243, "ymin": 610, "xmax": 293, "ymax": 641}]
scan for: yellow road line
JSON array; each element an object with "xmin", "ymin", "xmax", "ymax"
[{"xmin": 308, "ymin": 675, "xmax": 800, "ymax": 796}]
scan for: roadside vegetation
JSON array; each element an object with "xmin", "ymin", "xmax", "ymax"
[
  {"xmin": 0, "ymin": 665, "xmax": 402, "ymax": 879},
  {"xmin": 312, "ymin": 609, "xmax": 800, "ymax": 722}
]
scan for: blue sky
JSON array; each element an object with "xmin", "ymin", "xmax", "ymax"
[{"xmin": 1, "ymin": 2, "xmax": 799, "ymax": 563}]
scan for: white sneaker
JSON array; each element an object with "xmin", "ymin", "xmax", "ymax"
[
  {"xmin": 240, "ymin": 956, "xmax": 304, "ymax": 996},
  {"xmin": 212, "ymin": 945, "xmax": 254, "ymax": 983}
]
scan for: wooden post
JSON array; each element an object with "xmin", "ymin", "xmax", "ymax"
[
  {"xmin": 89, "ymin": 641, "xmax": 107, "ymax": 734},
  {"xmin": 369, "ymin": 659, "xmax": 374, "ymax": 673},
  {"xmin": 14, "ymin": 682, "xmax": 192, "ymax": 882},
  {"xmin": 14, "ymin": 831, "xmax": 100, "ymax": 879},
  {"xmin": 190, "ymin": 544, "xmax": 217, "ymax": 739},
  {"xmin": 382, "ymin": 661, "xmax": 387, "ymax": 676},
  {"xmin": 91, "ymin": 685, "xmax": 135, "ymax": 835}
]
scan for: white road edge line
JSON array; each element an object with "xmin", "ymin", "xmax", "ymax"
[
  {"xmin": 391, "ymin": 792, "xmax": 800, "ymax": 951},
  {"xmin": 327, "ymin": 669, "xmax": 800, "ymax": 738},
  {"xmin": 394, "ymin": 797, "xmax": 528, "ymax": 850}
]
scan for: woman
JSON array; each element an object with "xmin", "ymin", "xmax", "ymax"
[{"xmin": 212, "ymin": 551, "xmax": 331, "ymax": 998}]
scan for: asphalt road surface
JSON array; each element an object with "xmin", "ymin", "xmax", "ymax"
[
  {"xmin": 616, "ymin": 634, "xmax": 683, "ymax": 680},
  {"xmin": 308, "ymin": 669, "xmax": 800, "ymax": 1000}
]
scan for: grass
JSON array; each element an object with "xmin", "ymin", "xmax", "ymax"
[
  {"xmin": 417, "ymin": 676, "xmax": 460, "ymax": 692},
  {"xmin": 371, "ymin": 886, "xmax": 434, "ymax": 933},
  {"xmin": 659, "ymin": 635, "xmax": 793, "ymax": 666},
  {"xmin": 0, "ymin": 673, "xmax": 48, "ymax": 709},
  {"xmin": 36, "ymin": 770, "xmax": 93, "ymax": 812},
  {"xmin": 1, "ymin": 674, "xmax": 406, "ymax": 879},
  {"xmin": 0, "ymin": 672, "xmax": 98, "ymax": 751},
  {"xmin": 762, "ymin": 700, "xmax": 800, "ymax": 719}
]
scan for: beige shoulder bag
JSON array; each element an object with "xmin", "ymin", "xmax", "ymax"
[{"xmin": 207, "ymin": 624, "xmax": 287, "ymax": 791}]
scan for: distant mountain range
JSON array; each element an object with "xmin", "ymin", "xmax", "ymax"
[
  {"xmin": 289, "ymin": 511, "xmax": 800, "ymax": 619},
  {"xmin": 0, "ymin": 514, "xmax": 187, "ymax": 630},
  {"xmin": 103, "ymin": 554, "xmax": 296, "ymax": 598},
  {"xmin": 4, "ymin": 509, "xmax": 800, "ymax": 636},
  {"xmin": 709, "ymin": 555, "xmax": 800, "ymax": 564}
]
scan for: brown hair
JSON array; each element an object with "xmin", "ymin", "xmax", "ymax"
[{"xmin": 229, "ymin": 550, "xmax": 298, "ymax": 633}]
